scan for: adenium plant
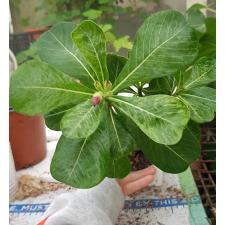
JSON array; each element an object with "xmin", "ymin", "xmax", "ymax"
[{"xmin": 9, "ymin": 10, "xmax": 216, "ymax": 188}]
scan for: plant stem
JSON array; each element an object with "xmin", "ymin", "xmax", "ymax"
[{"xmin": 137, "ymin": 82, "xmax": 143, "ymax": 97}]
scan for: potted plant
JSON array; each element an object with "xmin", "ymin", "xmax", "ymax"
[
  {"xmin": 9, "ymin": 49, "xmax": 47, "ymax": 170},
  {"xmin": 9, "ymin": 8, "xmax": 216, "ymax": 188}
]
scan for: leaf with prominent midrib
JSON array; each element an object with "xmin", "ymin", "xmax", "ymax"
[
  {"xmin": 61, "ymin": 100, "xmax": 104, "ymax": 139},
  {"xmin": 37, "ymin": 22, "xmax": 96, "ymax": 87},
  {"xmin": 179, "ymin": 87, "xmax": 216, "ymax": 123},
  {"xmin": 112, "ymin": 10, "xmax": 198, "ymax": 93},
  {"xmin": 107, "ymin": 53, "xmax": 127, "ymax": 84},
  {"xmin": 45, "ymin": 104, "xmax": 75, "ymax": 131},
  {"xmin": 9, "ymin": 60, "xmax": 94, "ymax": 115},
  {"xmin": 107, "ymin": 109, "xmax": 135, "ymax": 158},
  {"xmin": 183, "ymin": 57, "xmax": 216, "ymax": 90},
  {"xmin": 121, "ymin": 115, "xmax": 200, "ymax": 173},
  {"xmin": 72, "ymin": 21, "xmax": 109, "ymax": 84},
  {"xmin": 50, "ymin": 125, "xmax": 111, "ymax": 188},
  {"xmin": 109, "ymin": 95, "xmax": 190, "ymax": 145},
  {"xmin": 103, "ymin": 109, "xmax": 134, "ymax": 179}
]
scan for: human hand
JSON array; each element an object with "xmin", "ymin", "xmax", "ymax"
[
  {"xmin": 117, "ymin": 166, "xmax": 156, "ymax": 196},
  {"xmin": 37, "ymin": 166, "xmax": 156, "ymax": 225}
]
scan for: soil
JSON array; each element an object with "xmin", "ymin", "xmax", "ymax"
[{"xmin": 129, "ymin": 150, "xmax": 151, "ymax": 171}]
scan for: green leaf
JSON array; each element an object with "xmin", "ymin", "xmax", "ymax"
[
  {"xmin": 183, "ymin": 57, "xmax": 216, "ymax": 90},
  {"xmin": 186, "ymin": 3, "xmax": 206, "ymax": 10},
  {"xmin": 107, "ymin": 54, "xmax": 127, "ymax": 84},
  {"xmin": 145, "ymin": 57, "xmax": 216, "ymax": 95},
  {"xmin": 37, "ymin": 22, "xmax": 96, "ymax": 87},
  {"xmin": 125, "ymin": 118, "xmax": 201, "ymax": 173},
  {"xmin": 82, "ymin": 9, "xmax": 103, "ymax": 20},
  {"xmin": 61, "ymin": 100, "xmax": 104, "ymax": 139},
  {"xmin": 107, "ymin": 109, "xmax": 135, "ymax": 158},
  {"xmin": 16, "ymin": 42, "xmax": 39, "ymax": 65},
  {"xmin": 107, "ymin": 156, "xmax": 131, "ymax": 179},
  {"xmin": 105, "ymin": 109, "xmax": 134, "ymax": 178},
  {"xmin": 100, "ymin": 24, "xmax": 112, "ymax": 32},
  {"xmin": 105, "ymin": 31, "xmax": 116, "ymax": 43},
  {"xmin": 9, "ymin": 60, "xmax": 94, "ymax": 115},
  {"xmin": 113, "ymin": 35, "xmax": 133, "ymax": 53},
  {"xmin": 72, "ymin": 21, "xmax": 109, "ymax": 84},
  {"xmin": 109, "ymin": 95, "xmax": 190, "ymax": 145},
  {"xmin": 146, "ymin": 76, "xmax": 176, "ymax": 95},
  {"xmin": 112, "ymin": 10, "xmax": 198, "ymax": 93},
  {"xmin": 198, "ymin": 17, "xmax": 216, "ymax": 58},
  {"xmin": 51, "ymin": 128, "xmax": 111, "ymax": 188},
  {"xmin": 142, "ymin": 122, "xmax": 200, "ymax": 173},
  {"xmin": 179, "ymin": 87, "xmax": 216, "ymax": 123},
  {"xmin": 45, "ymin": 104, "xmax": 75, "ymax": 131},
  {"xmin": 208, "ymin": 81, "xmax": 216, "ymax": 89},
  {"xmin": 204, "ymin": 17, "xmax": 216, "ymax": 37},
  {"xmin": 186, "ymin": 5, "xmax": 206, "ymax": 38}
]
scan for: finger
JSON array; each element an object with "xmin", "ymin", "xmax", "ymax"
[
  {"xmin": 122, "ymin": 175, "xmax": 155, "ymax": 196},
  {"xmin": 118, "ymin": 166, "xmax": 156, "ymax": 185}
]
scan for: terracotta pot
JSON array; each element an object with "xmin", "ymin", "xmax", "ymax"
[
  {"xmin": 25, "ymin": 27, "xmax": 48, "ymax": 41},
  {"xmin": 9, "ymin": 111, "xmax": 47, "ymax": 170}
]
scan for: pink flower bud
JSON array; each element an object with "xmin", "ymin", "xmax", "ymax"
[{"xmin": 92, "ymin": 95, "xmax": 101, "ymax": 106}]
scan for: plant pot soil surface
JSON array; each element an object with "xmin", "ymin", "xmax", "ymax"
[{"xmin": 129, "ymin": 150, "xmax": 151, "ymax": 171}]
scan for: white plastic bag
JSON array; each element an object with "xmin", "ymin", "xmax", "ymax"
[{"xmin": 9, "ymin": 144, "xmax": 18, "ymax": 201}]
